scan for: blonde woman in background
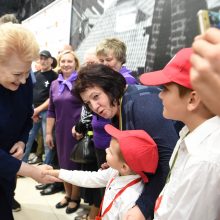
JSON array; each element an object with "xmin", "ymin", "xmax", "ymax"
[
  {"xmin": 0, "ymin": 13, "xmax": 19, "ymax": 24},
  {"xmin": 46, "ymin": 50, "xmax": 82, "ymax": 214}
]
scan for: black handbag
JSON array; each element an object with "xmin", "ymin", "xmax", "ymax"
[{"xmin": 70, "ymin": 133, "xmax": 96, "ymax": 164}]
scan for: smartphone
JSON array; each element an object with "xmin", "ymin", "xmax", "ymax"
[{"xmin": 197, "ymin": 10, "xmax": 220, "ymax": 34}]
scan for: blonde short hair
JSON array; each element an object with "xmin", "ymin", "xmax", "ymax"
[
  {"xmin": 0, "ymin": 23, "xmax": 39, "ymax": 65},
  {"xmin": 96, "ymin": 38, "xmax": 127, "ymax": 64},
  {"xmin": 58, "ymin": 50, "xmax": 80, "ymax": 71}
]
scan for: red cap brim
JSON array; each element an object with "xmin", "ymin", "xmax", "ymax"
[
  {"xmin": 140, "ymin": 70, "xmax": 172, "ymax": 86},
  {"xmin": 104, "ymin": 124, "xmax": 123, "ymax": 140}
]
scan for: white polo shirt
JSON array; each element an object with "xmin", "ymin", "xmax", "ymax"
[{"xmin": 154, "ymin": 116, "xmax": 220, "ymax": 220}]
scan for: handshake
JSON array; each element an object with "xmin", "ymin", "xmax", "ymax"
[
  {"xmin": 39, "ymin": 166, "xmax": 60, "ymax": 182},
  {"xmin": 18, "ymin": 162, "xmax": 61, "ymax": 184}
]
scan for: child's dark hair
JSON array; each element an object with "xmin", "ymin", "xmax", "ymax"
[{"xmin": 176, "ymin": 83, "xmax": 192, "ymax": 97}]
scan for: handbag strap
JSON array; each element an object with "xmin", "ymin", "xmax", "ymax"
[{"xmin": 119, "ymin": 97, "xmax": 123, "ymax": 130}]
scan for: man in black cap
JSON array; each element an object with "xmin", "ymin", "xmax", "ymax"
[
  {"xmin": 22, "ymin": 50, "xmax": 57, "ymax": 165},
  {"xmin": 31, "ymin": 50, "xmax": 64, "ymax": 196},
  {"xmin": 40, "ymin": 50, "xmax": 57, "ymax": 69}
]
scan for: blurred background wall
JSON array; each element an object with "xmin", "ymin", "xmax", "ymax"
[{"xmin": 1, "ymin": 0, "xmax": 220, "ymax": 75}]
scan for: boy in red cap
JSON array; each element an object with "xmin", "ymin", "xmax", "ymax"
[
  {"xmin": 43, "ymin": 124, "xmax": 158, "ymax": 220},
  {"xmin": 140, "ymin": 48, "xmax": 220, "ymax": 220}
]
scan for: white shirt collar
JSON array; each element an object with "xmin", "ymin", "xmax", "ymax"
[
  {"xmin": 110, "ymin": 170, "xmax": 142, "ymax": 189},
  {"xmin": 182, "ymin": 116, "xmax": 220, "ymax": 154}
]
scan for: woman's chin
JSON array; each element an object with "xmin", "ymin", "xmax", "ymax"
[
  {"xmin": 100, "ymin": 113, "xmax": 108, "ymax": 119},
  {"xmin": 4, "ymin": 83, "xmax": 20, "ymax": 91},
  {"xmin": 99, "ymin": 111, "xmax": 111, "ymax": 119}
]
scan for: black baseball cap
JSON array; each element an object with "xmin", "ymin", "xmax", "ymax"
[
  {"xmin": 39, "ymin": 50, "xmax": 57, "ymax": 68},
  {"xmin": 40, "ymin": 50, "xmax": 53, "ymax": 58}
]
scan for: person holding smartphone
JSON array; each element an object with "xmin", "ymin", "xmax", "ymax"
[{"xmin": 190, "ymin": 27, "xmax": 220, "ymax": 116}]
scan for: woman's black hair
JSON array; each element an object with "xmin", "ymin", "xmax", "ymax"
[{"xmin": 73, "ymin": 64, "xmax": 126, "ymax": 106}]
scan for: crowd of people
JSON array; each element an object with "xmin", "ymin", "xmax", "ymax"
[{"xmin": 1, "ymin": 11, "xmax": 220, "ymax": 220}]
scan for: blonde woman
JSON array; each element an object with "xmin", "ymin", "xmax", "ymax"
[
  {"xmin": 0, "ymin": 22, "xmax": 58, "ymax": 220},
  {"xmin": 46, "ymin": 50, "xmax": 82, "ymax": 214}
]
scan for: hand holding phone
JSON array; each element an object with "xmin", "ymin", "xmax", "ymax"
[{"xmin": 197, "ymin": 10, "xmax": 220, "ymax": 34}]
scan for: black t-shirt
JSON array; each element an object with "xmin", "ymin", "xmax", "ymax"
[{"xmin": 33, "ymin": 70, "xmax": 57, "ymax": 107}]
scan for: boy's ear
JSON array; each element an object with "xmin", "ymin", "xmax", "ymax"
[
  {"xmin": 120, "ymin": 163, "xmax": 131, "ymax": 173},
  {"xmin": 187, "ymin": 91, "xmax": 202, "ymax": 111}
]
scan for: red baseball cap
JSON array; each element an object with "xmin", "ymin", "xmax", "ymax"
[
  {"xmin": 104, "ymin": 124, "xmax": 158, "ymax": 182},
  {"xmin": 140, "ymin": 48, "xmax": 193, "ymax": 89}
]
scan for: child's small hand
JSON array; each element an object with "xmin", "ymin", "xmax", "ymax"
[
  {"xmin": 42, "ymin": 169, "xmax": 60, "ymax": 178},
  {"xmin": 100, "ymin": 162, "xmax": 109, "ymax": 170},
  {"xmin": 29, "ymin": 165, "xmax": 62, "ymax": 183}
]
